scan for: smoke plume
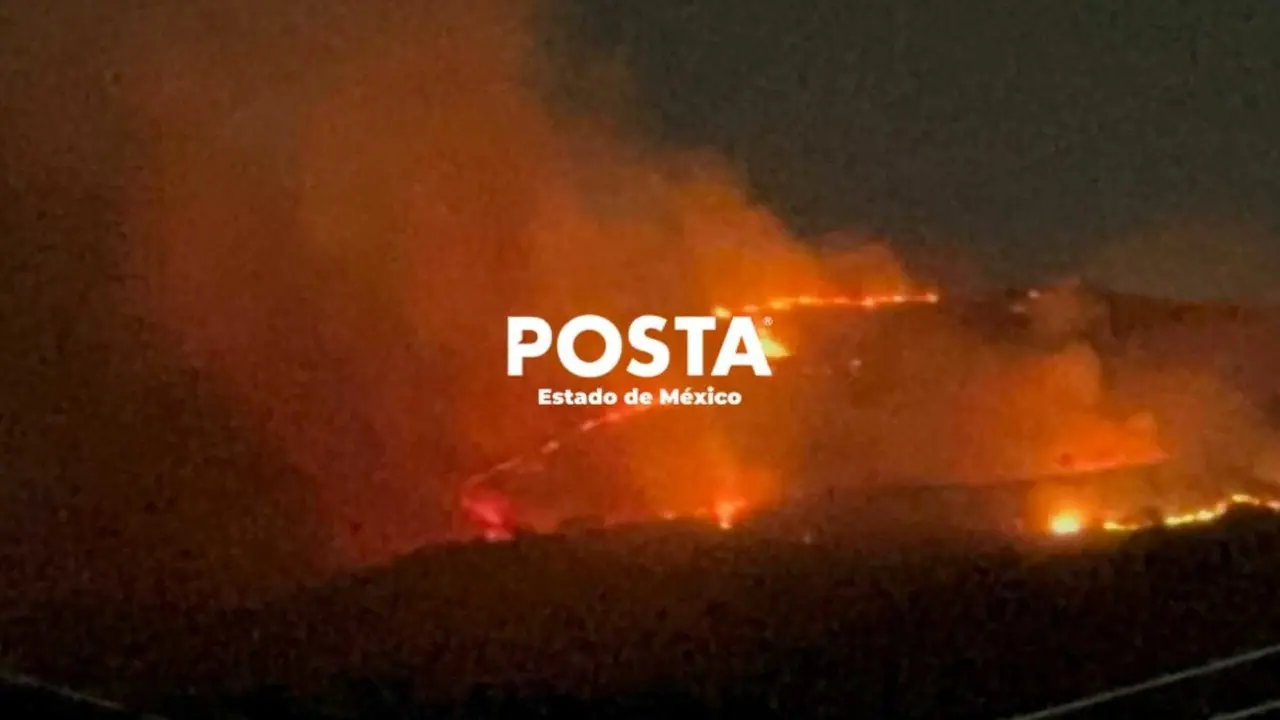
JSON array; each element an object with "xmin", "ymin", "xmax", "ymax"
[
  {"xmin": 93, "ymin": 0, "xmax": 906, "ymax": 571},
  {"xmin": 3, "ymin": 0, "xmax": 1272, "ymax": 612}
]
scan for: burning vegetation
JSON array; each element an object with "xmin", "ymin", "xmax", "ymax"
[
  {"xmin": 2, "ymin": 0, "xmax": 1279, "ymax": 609},
  {"xmin": 460, "ymin": 281, "xmax": 1280, "ymax": 544}
]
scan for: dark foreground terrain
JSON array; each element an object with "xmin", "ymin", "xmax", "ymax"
[{"xmin": 5, "ymin": 506, "xmax": 1280, "ymax": 719}]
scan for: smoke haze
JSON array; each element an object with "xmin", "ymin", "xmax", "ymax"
[
  {"xmin": 1, "ymin": 0, "xmax": 1276, "ymax": 612},
  {"xmin": 0, "ymin": 0, "xmax": 902, "ymax": 600}
]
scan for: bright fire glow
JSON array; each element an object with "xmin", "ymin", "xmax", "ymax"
[
  {"xmin": 1099, "ymin": 493, "xmax": 1280, "ymax": 534},
  {"xmin": 1048, "ymin": 512, "xmax": 1083, "ymax": 535},
  {"xmin": 714, "ymin": 498, "xmax": 746, "ymax": 530},
  {"xmin": 458, "ymin": 289, "xmax": 939, "ymax": 530},
  {"xmin": 757, "ymin": 326, "xmax": 790, "ymax": 359},
  {"xmin": 458, "ymin": 288, "xmax": 1280, "ymax": 544}
]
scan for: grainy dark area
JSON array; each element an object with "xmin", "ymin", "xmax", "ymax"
[{"xmin": 5, "ymin": 507, "xmax": 1280, "ymax": 719}]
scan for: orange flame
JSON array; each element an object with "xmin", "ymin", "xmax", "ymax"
[
  {"xmin": 1048, "ymin": 511, "xmax": 1083, "ymax": 535},
  {"xmin": 463, "ymin": 288, "xmax": 1280, "ymax": 545},
  {"xmin": 757, "ymin": 326, "xmax": 790, "ymax": 359},
  {"xmin": 714, "ymin": 498, "xmax": 746, "ymax": 530}
]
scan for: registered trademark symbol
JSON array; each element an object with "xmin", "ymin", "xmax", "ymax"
[{"xmin": 763, "ymin": 316, "xmax": 773, "ymax": 326}]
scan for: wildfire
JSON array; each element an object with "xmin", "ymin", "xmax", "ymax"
[
  {"xmin": 462, "ymin": 288, "xmax": 1280, "ymax": 546},
  {"xmin": 1050, "ymin": 493, "xmax": 1280, "ymax": 536},
  {"xmin": 714, "ymin": 498, "xmax": 747, "ymax": 530},
  {"xmin": 459, "ymin": 289, "xmax": 939, "ymax": 536},
  {"xmin": 757, "ymin": 326, "xmax": 790, "ymax": 359},
  {"xmin": 1048, "ymin": 512, "xmax": 1083, "ymax": 535}
]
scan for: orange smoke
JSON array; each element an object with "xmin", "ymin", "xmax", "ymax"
[
  {"xmin": 774, "ymin": 301, "xmax": 1167, "ymax": 490},
  {"xmin": 115, "ymin": 0, "xmax": 911, "ymax": 566},
  {"xmin": 1, "ymin": 1, "xmax": 1271, "ymax": 617},
  {"xmin": 62, "ymin": 0, "xmax": 1185, "ymax": 570}
]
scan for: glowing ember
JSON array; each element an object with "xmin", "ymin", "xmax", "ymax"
[
  {"xmin": 454, "ymin": 289, "xmax": 950, "ymax": 539},
  {"xmin": 757, "ymin": 326, "xmax": 790, "ymax": 359},
  {"xmin": 1100, "ymin": 493, "xmax": 1280, "ymax": 534},
  {"xmin": 458, "ymin": 287, "xmax": 1280, "ymax": 545},
  {"xmin": 714, "ymin": 498, "xmax": 746, "ymax": 530},
  {"xmin": 1048, "ymin": 512, "xmax": 1083, "ymax": 535}
]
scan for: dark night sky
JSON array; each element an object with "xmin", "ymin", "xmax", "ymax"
[
  {"xmin": 565, "ymin": 0, "xmax": 1280, "ymax": 295},
  {"xmin": 1, "ymin": 0, "xmax": 1277, "ymax": 296}
]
